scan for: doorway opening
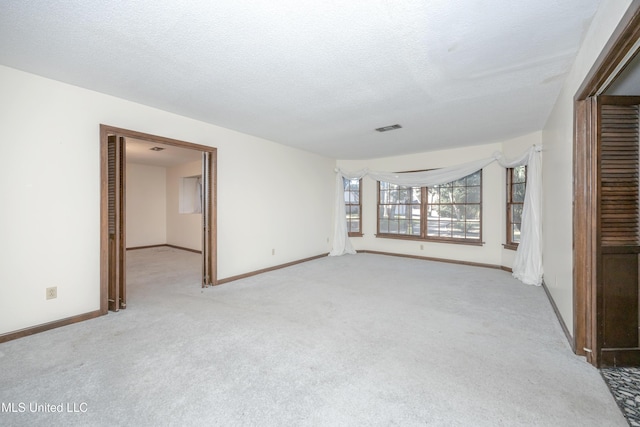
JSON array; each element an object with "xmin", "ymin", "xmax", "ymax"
[{"xmin": 100, "ymin": 125, "xmax": 217, "ymax": 314}]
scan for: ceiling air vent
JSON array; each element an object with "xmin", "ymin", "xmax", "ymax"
[
  {"xmin": 375, "ymin": 124, "xmax": 402, "ymax": 132},
  {"xmin": 149, "ymin": 146, "xmax": 165, "ymax": 151}
]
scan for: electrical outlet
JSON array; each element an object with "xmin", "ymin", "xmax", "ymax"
[
  {"xmin": 272, "ymin": 248, "xmax": 275, "ymax": 255},
  {"xmin": 46, "ymin": 286, "xmax": 57, "ymax": 300},
  {"xmin": 420, "ymin": 244, "xmax": 424, "ymax": 250}
]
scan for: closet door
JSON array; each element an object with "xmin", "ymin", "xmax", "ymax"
[
  {"xmin": 107, "ymin": 134, "xmax": 127, "ymax": 310},
  {"xmin": 597, "ymin": 96, "xmax": 640, "ymax": 366},
  {"xmin": 201, "ymin": 151, "xmax": 215, "ymax": 287}
]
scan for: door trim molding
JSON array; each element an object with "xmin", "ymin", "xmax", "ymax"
[
  {"xmin": 575, "ymin": 4, "xmax": 640, "ymax": 101},
  {"xmin": 573, "ymin": 3, "xmax": 640, "ymax": 366},
  {"xmin": 100, "ymin": 125, "xmax": 218, "ymax": 312}
]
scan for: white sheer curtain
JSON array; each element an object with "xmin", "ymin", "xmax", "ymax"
[
  {"xmin": 330, "ymin": 145, "xmax": 543, "ymax": 286},
  {"xmin": 330, "ymin": 169, "xmax": 368, "ymax": 256},
  {"xmin": 495, "ymin": 146, "xmax": 543, "ymax": 286}
]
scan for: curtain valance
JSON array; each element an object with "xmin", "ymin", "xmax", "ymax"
[{"xmin": 330, "ymin": 145, "xmax": 543, "ymax": 286}]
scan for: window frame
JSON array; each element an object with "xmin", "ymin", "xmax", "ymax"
[
  {"xmin": 343, "ymin": 177, "xmax": 363, "ymax": 237},
  {"xmin": 376, "ymin": 170, "xmax": 483, "ymax": 245},
  {"xmin": 505, "ymin": 165, "xmax": 526, "ymax": 250}
]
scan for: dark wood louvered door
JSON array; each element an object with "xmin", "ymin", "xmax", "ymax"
[
  {"xmin": 597, "ymin": 96, "xmax": 640, "ymax": 366},
  {"xmin": 107, "ymin": 134, "xmax": 126, "ymax": 311},
  {"xmin": 201, "ymin": 151, "xmax": 215, "ymax": 288}
]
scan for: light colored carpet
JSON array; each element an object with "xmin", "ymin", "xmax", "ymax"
[{"xmin": 0, "ymin": 248, "xmax": 626, "ymax": 426}]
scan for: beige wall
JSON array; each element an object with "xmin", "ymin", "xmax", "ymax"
[
  {"xmin": 542, "ymin": 0, "xmax": 632, "ymax": 335},
  {"xmin": 337, "ymin": 133, "xmax": 541, "ymax": 268},
  {"xmin": 166, "ymin": 160, "xmax": 202, "ymax": 251},
  {"xmin": 126, "ymin": 163, "xmax": 167, "ymax": 247},
  {"xmin": 0, "ymin": 1, "xmax": 633, "ymax": 339},
  {"xmin": 0, "ymin": 65, "xmax": 335, "ymax": 335}
]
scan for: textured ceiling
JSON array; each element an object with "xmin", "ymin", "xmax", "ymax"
[
  {"xmin": 0, "ymin": 1, "xmax": 603, "ymax": 159},
  {"xmin": 126, "ymin": 139, "xmax": 202, "ymax": 168}
]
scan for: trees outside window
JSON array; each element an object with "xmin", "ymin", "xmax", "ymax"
[
  {"xmin": 506, "ymin": 165, "xmax": 526, "ymax": 249},
  {"xmin": 377, "ymin": 170, "xmax": 482, "ymax": 243},
  {"xmin": 343, "ymin": 178, "xmax": 362, "ymax": 237}
]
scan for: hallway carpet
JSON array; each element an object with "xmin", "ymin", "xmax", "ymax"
[{"xmin": 0, "ymin": 248, "xmax": 626, "ymax": 426}]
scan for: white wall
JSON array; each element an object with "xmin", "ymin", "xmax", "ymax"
[
  {"xmin": 0, "ymin": 65, "xmax": 335, "ymax": 335},
  {"xmin": 542, "ymin": 0, "xmax": 632, "ymax": 335},
  {"xmin": 126, "ymin": 163, "xmax": 167, "ymax": 247},
  {"xmin": 337, "ymin": 136, "xmax": 540, "ymax": 268},
  {"xmin": 166, "ymin": 160, "xmax": 202, "ymax": 251}
]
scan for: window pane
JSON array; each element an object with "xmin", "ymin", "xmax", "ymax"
[
  {"xmin": 440, "ymin": 204, "xmax": 452, "ymax": 219},
  {"xmin": 380, "ymin": 181, "xmax": 389, "ymax": 190},
  {"xmin": 379, "ymin": 219, "xmax": 388, "ymax": 233},
  {"xmin": 439, "ymin": 222, "xmax": 452, "ymax": 238},
  {"xmin": 412, "ymin": 188, "xmax": 422, "ymax": 203},
  {"xmin": 411, "ymin": 205, "xmax": 421, "ymax": 220},
  {"xmin": 511, "ymin": 223, "xmax": 522, "ymax": 243},
  {"xmin": 453, "ymin": 187, "xmax": 466, "ymax": 203},
  {"xmin": 466, "ymin": 204, "xmax": 480, "ymax": 221},
  {"xmin": 427, "ymin": 219, "xmax": 439, "ymax": 236},
  {"xmin": 453, "ymin": 204, "xmax": 465, "ymax": 220},
  {"xmin": 467, "ymin": 171, "xmax": 481, "ymax": 185},
  {"xmin": 428, "ymin": 187, "xmax": 438, "ymax": 203},
  {"xmin": 512, "ymin": 183, "xmax": 525, "ymax": 203},
  {"xmin": 506, "ymin": 166, "xmax": 526, "ymax": 246},
  {"xmin": 512, "ymin": 204, "xmax": 523, "ymax": 224},
  {"xmin": 377, "ymin": 171, "xmax": 481, "ymax": 241},
  {"xmin": 439, "ymin": 187, "xmax": 452, "ymax": 202},
  {"xmin": 411, "ymin": 219, "xmax": 421, "ymax": 235},
  {"xmin": 452, "ymin": 177, "xmax": 465, "ymax": 186},
  {"xmin": 466, "ymin": 221, "xmax": 480, "ymax": 239},
  {"xmin": 467, "ymin": 186, "xmax": 480, "ymax": 203},
  {"xmin": 451, "ymin": 219, "xmax": 465, "ymax": 238},
  {"xmin": 514, "ymin": 165, "xmax": 526, "ymax": 183},
  {"xmin": 345, "ymin": 178, "xmax": 361, "ymax": 234},
  {"xmin": 349, "ymin": 205, "xmax": 359, "ymax": 215},
  {"xmin": 389, "ymin": 189, "xmax": 399, "ymax": 203},
  {"xmin": 379, "ymin": 205, "xmax": 388, "ymax": 220},
  {"xmin": 424, "ymin": 171, "xmax": 482, "ymax": 241}
]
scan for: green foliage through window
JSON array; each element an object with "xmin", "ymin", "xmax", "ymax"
[
  {"xmin": 377, "ymin": 170, "xmax": 482, "ymax": 242},
  {"xmin": 343, "ymin": 178, "xmax": 362, "ymax": 235},
  {"xmin": 507, "ymin": 165, "xmax": 526, "ymax": 246}
]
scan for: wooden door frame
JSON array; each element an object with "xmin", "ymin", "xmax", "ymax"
[
  {"xmin": 573, "ymin": 3, "xmax": 640, "ymax": 365},
  {"xmin": 100, "ymin": 125, "xmax": 218, "ymax": 314}
]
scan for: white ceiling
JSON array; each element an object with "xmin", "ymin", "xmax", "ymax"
[
  {"xmin": 126, "ymin": 139, "xmax": 202, "ymax": 168},
  {"xmin": 0, "ymin": 1, "xmax": 603, "ymax": 159}
]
